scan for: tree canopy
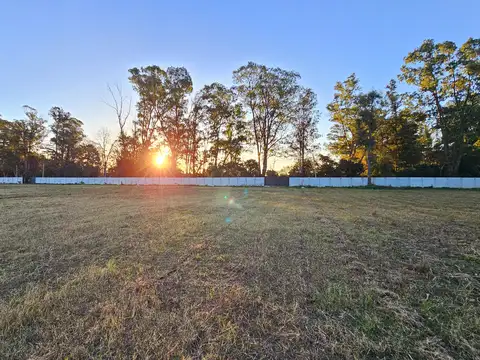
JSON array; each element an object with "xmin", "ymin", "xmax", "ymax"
[{"xmin": 1, "ymin": 37, "xmax": 478, "ymax": 178}]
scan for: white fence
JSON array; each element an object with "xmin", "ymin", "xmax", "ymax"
[
  {"xmin": 0, "ymin": 177, "xmax": 22, "ymax": 184},
  {"xmin": 34, "ymin": 177, "xmax": 265, "ymax": 186},
  {"xmin": 7, "ymin": 176, "xmax": 480, "ymax": 188},
  {"xmin": 289, "ymin": 177, "xmax": 480, "ymax": 188}
]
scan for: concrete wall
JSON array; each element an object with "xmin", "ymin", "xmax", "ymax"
[
  {"xmin": 289, "ymin": 177, "xmax": 480, "ymax": 188},
  {"xmin": 34, "ymin": 177, "xmax": 265, "ymax": 186},
  {"xmin": 0, "ymin": 177, "xmax": 22, "ymax": 184},
  {"xmin": 12, "ymin": 176, "xmax": 480, "ymax": 188}
]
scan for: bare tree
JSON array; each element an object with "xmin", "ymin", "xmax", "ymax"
[
  {"xmin": 104, "ymin": 83, "xmax": 132, "ymax": 147},
  {"xmin": 96, "ymin": 127, "xmax": 117, "ymax": 176}
]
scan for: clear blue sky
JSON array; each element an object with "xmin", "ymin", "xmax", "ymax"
[{"xmin": 1, "ymin": 0, "xmax": 478, "ymax": 144}]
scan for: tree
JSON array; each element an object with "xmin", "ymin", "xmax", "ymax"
[
  {"xmin": 48, "ymin": 107, "xmax": 85, "ymax": 175},
  {"xmin": 161, "ymin": 67, "xmax": 193, "ymax": 168},
  {"xmin": 289, "ymin": 88, "xmax": 320, "ymax": 176},
  {"xmin": 183, "ymin": 101, "xmax": 206, "ymax": 175},
  {"xmin": 194, "ymin": 83, "xmax": 246, "ymax": 169},
  {"xmin": 220, "ymin": 116, "xmax": 248, "ymax": 166},
  {"xmin": 380, "ymin": 80, "xmax": 424, "ymax": 174},
  {"xmin": 128, "ymin": 66, "xmax": 169, "ymax": 150},
  {"xmin": 9, "ymin": 106, "xmax": 47, "ymax": 178},
  {"xmin": 399, "ymin": 38, "xmax": 480, "ymax": 175},
  {"xmin": 96, "ymin": 127, "xmax": 117, "ymax": 176},
  {"xmin": 128, "ymin": 66, "xmax": 193, "ymax": 168},
  {"xmin": 75, "ymin": 143, "xmax": 101, "ymax": 177},
  {"xmin": 0, "ymin": 117, "xmax": 17, "ymax": 176},
  {"xmin": 234, "ymin": 62, "xmax": 301, "ymax": 175},
  {"xmin": 288, "ymin": 158, "xmax": 318, "ymax": 176},
  {"xmin": 327, "ymin": 74, "xmax": 362, "ymax": 161},
  {"xmin": 243, "ymin": 159, "xmax": 261, "ymax": 177},
  {"xmin": 356, "ymin": 91, "xmax": 383, "ymax": 184},
  {"xmin": 104, "ymin": 84, "xmax": 131, "ymax": 154}
]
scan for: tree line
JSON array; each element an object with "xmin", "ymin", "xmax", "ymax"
[{"xmin": 1, "ymin": 38, "xmax": 479, "ymax": 180}]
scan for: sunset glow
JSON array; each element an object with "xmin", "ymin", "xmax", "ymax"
[{"xmin": 154, "ymin": 148, "xmax": 169, "ymax": 167}]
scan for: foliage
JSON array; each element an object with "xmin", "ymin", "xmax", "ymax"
[
  {"xmin": 1, "ymin": 38, "xmax": 479, "ymax": 178},
  {"xmin": 288, "ymin": 155, "xmax": 364, "ymax": 177},
  {"xmin": 399, "ymin": 38, "xmax": 480, "ymax": 175},
  {"xmin": 233, "ymin": 62, "xmax": 302, "ymax": 175},
  {"xmin": 288, "ymin": 88, "xmax": 320, "ymax": 176}
]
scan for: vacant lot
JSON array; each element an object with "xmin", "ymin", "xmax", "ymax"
[{"xmin": 1, "ymin": 185, "xmax": 479, "ymax": 359}]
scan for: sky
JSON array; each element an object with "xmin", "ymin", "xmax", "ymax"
[{"xmin": 1, "ymin": 0, "xmax": 478, "ymax": 169}]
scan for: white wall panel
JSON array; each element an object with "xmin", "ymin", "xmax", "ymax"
[
  {"xmin": 422, "ymin": 178, "xmax": 435, "ymax": 187},
  {"xmin": 373, "ymin": 177, "xmax": 385, "ymax": 186},
  {"xmin": 204, "ymin": 178, "xmax": 213, "ymax": 186},
  {"xmin": 319, "ymin": 178, "xmax": 331, "ymax": 187},
  {"xmin": 330, "ymin": 178, "xmax": 342, "ymax": 187},
  {"xmin": 220, "ymin": 178, "xmax": 229, "ymax": 186},
  {"xmin": 447, "ymin": 178, "xmax": 462, "ymax": 188},
  {"xmin": 434, "ymin": 178, "xmax": 447, "ymax": 188},
  {"xmin": 462, "ymin": 178, "xmax": 475, "ymax": 188},
  {"xmin": 340, "ymin": 178, "xmax": 352, "ymax": 187},
  {"xmin": 0, "ymin": 177, "xmax": 22, "ymax": 184},
  {"xmin": 351, "ymin": 177, "xmax": 365, "ymax": 186},
  {"xmin": 401, "ymin": 178, "xmax": 411, "ymax": 187},
  {"xmin": 254, "ymin": 178, "xmax": 264, "ymax": 186},
  {"xmin": 410, "ymin": 178, "xmax": 423, "ymax": 187},
  {"xmin": 28, "ymin": 177, "xmax": 480, "ymax": 188},
  {"xmin": 237, "ymin": 177, "xmax": 247, "ymax": 186},
  {"xmin": 288, "ymin": 178, "xmax": 299, "ymax": 187}
]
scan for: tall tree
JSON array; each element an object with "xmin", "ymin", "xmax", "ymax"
[
  {"xmin": 356, "ymin": 91, "xmax": 383, "ymax": 184},
  {"xmin": 128, "ymin": 66, "xmax": 169, "ymax": 150},
  {"xmin": 289, "ymin": 88, "xmax": 320, "ymax": 176},
  {"xmin": 194, "ymin": 83, "xmax": 245, "ymax": 169},
  {"xmin": 75, "ymin": 143, "xmax": 101, "ymax": 177},
  {"xmin": 399, "ymin": 38, "xmax": 480, "ymax": 175},
  {"xmin": 234, "ymin": 62, "xmax": 300, "ymax": 175},
  {"xmin": 0, "ymin": 117, "xmax": 17, "ymax": 176},
  {"xmin": 10, "ymin": 106, "xmax": 47, "ymax": 177},
  {"xmin": 48, "ymin": 107, "xmax": 85, "ymax": 173},
  {"xmin": 380, "ymin": 80, "xmax": 424, "ymax": 173},
  {"xmin": 104, "ymin": 83, "xmax": 131, "ymax": 154},
  {"xmin": 327, "ymin": 74, "xmax": 362, "ymax": 161},
  {"xmin": 96, "ymin": 127, "xmax": 117, "ymax": 176},
  {"xmin": 161, "ymin": 67, "xmax": 193, "ymax": 168},
  {"xmin": 128, "ymin": 66, "xmax": 193, "ymax": 169}
]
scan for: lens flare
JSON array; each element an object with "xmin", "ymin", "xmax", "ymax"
[{"xmin": 154, "ymin": 148, "xmax": 170, "ymax": 167}]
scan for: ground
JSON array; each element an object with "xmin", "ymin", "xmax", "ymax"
[{"xmin": 0, "ymin": 185, "xmax": 479, "ymax": 359}]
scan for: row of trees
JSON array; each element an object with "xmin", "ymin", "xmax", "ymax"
[
  {"xmin": 327, "ymin": 38, "xmax": 480, "ymax": 181},
  {"xmin": 1, "ymin": 37, "xmax": 479, "ymax": 179},
  {"xmin": 0, "ymin": 106, "xmax": 102, "ymax": 178},
  {"xmin": 110, "ymin": 63, "xmax": 320, "ymax": 177}
]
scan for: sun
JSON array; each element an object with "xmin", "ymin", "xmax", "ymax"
[
  {"xmin": 154, "ymin": 148, "xmax": 169, "ymax": 167},
  {"xmin": 155, "ymin": 152, "xmax": 166, "ymax": 166}
]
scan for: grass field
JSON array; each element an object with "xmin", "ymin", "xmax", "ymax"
[{"xmin": 1, "ymin": 185, "xmax": 479, "ymax": 359}]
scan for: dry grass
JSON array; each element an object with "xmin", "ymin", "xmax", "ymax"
[{"xmin": 1, "ymin": 185, "xmax": 479, "ymax": 359}]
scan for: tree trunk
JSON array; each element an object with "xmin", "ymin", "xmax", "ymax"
[
  {"xmin": 257, "ymin": 151, "xmax": 262, "ymax": 176},
  {"xmin": 262, "ymin": 149, "xmax": 268, "ymax": 176},
  {"xmin": 366, "ymin": 147, "xmax": 372, "ymax": 185},
  {"xmin": 300, "ymin": 147, "xmax": 304, "ymax": 177},
  {"xmin": 171, "ymin": 151, "xmax": 177, "ymax": 172}
]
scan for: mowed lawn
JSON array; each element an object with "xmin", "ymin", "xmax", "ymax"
[{"xmin": 1, "ymin": 185, "xmax": 479, "ymax": 359}]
